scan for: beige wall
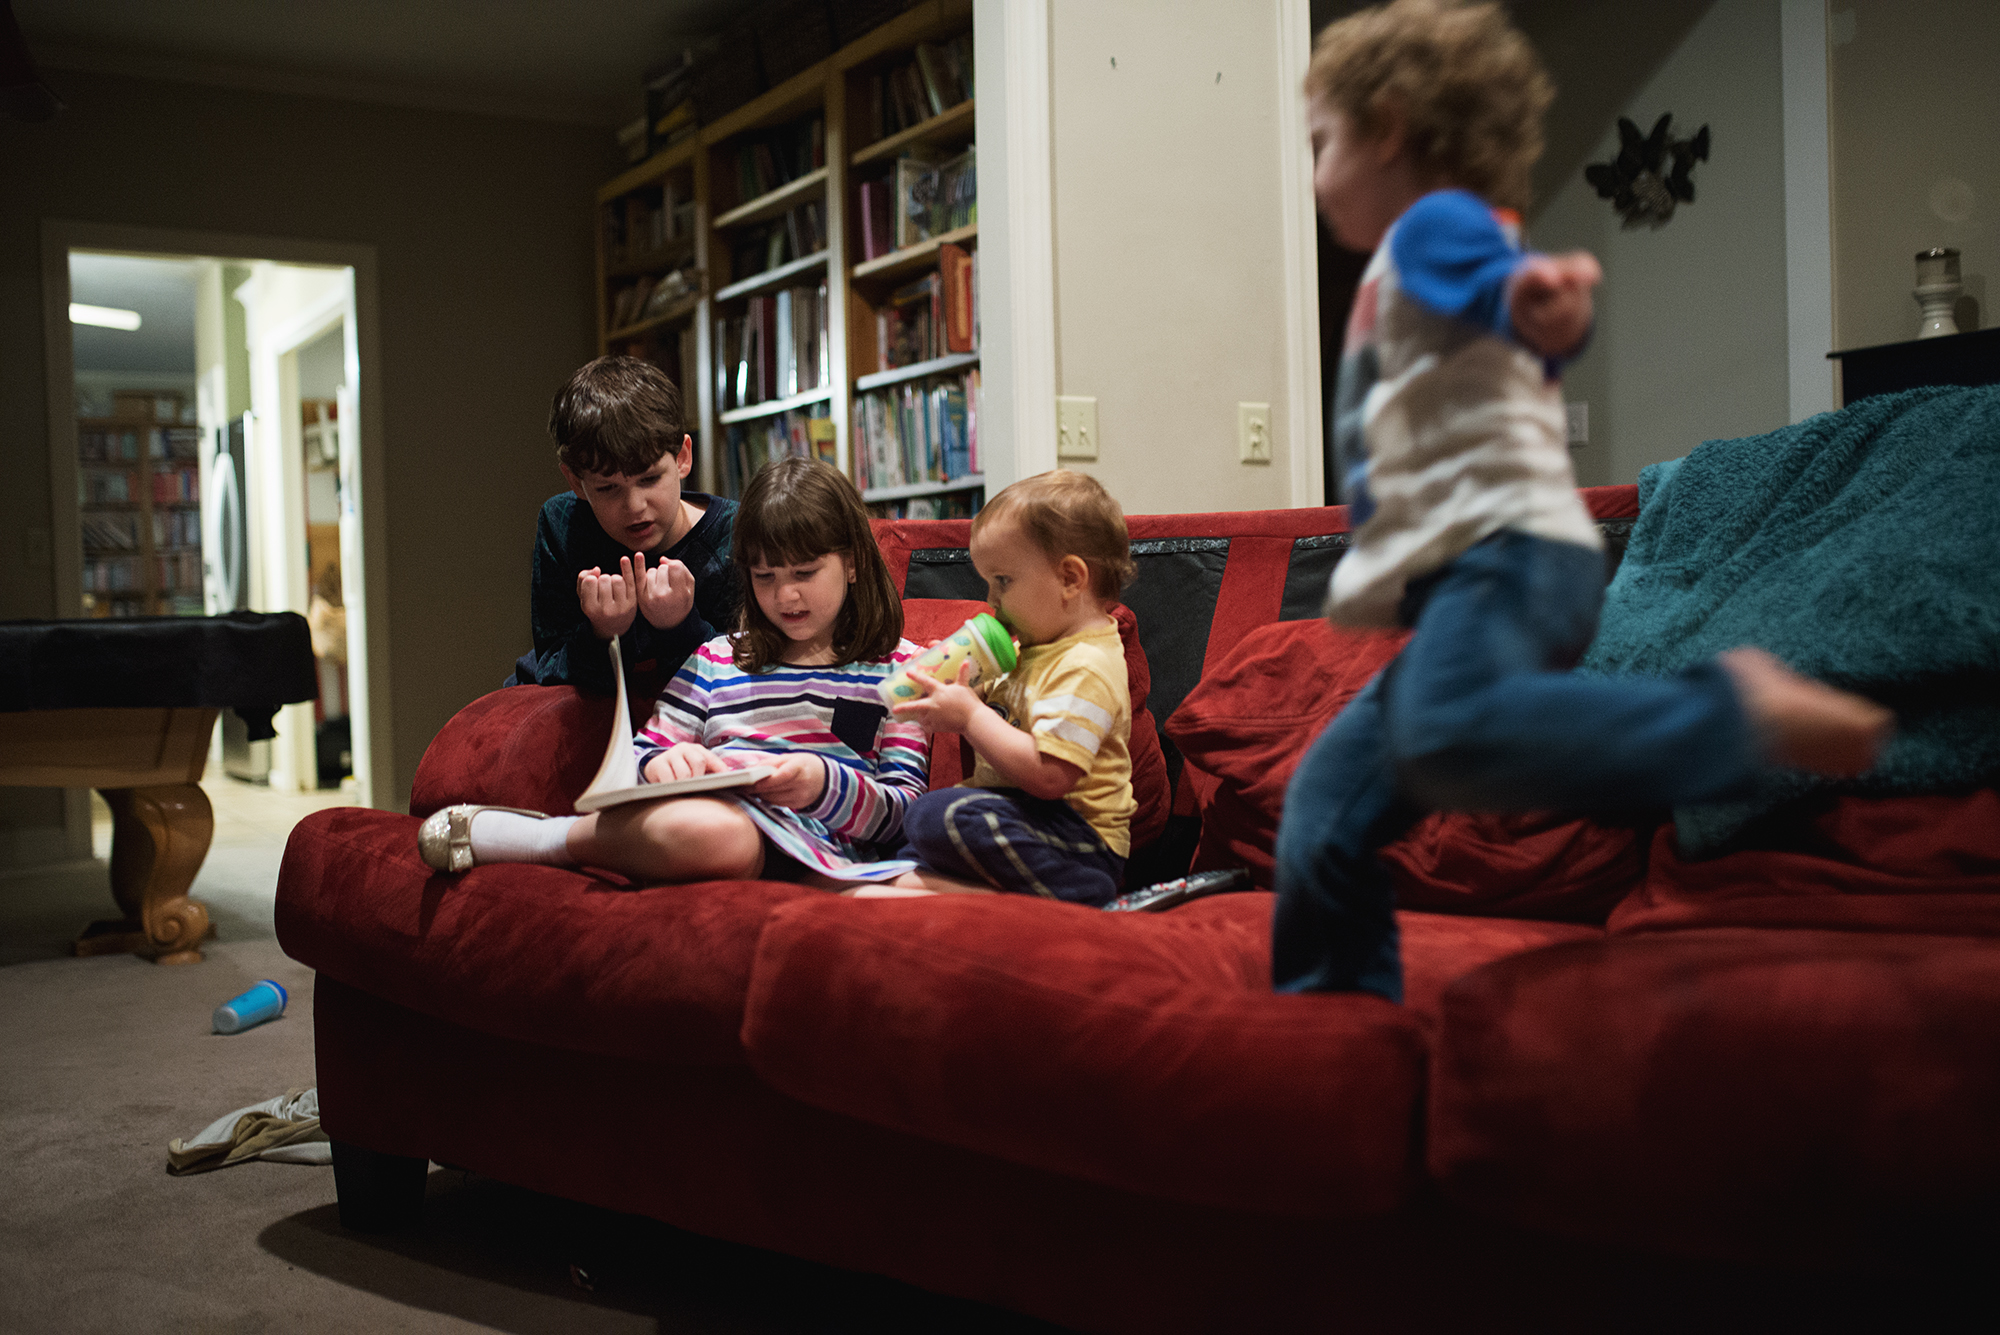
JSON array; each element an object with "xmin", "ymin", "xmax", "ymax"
[
  {"xmin": 1529, "ymin": 0, "xmax": 1791, "ymax": 487},
  {"xmin": 1047, "ymin": 0, "xmax": 1306, "ymax": 515},
  {"xmin": 1829, "ymin": 0, "xmax": 1998, "ymax": 350},
  {"xmin": 1, "ymin": 69, "xmax": 618, "ymax": 828}
]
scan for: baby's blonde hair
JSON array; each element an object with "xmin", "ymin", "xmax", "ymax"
[
  {"xmin": 1305, "ymin": 0, "xmax": 1553, "ymax": 214},
  {"xmin": 973, "ymin": 470, "xmax": 1134, "ymax": 601}
]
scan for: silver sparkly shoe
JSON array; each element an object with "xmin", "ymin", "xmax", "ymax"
[{"xmin": 417, "ymin": 804, "xmax": 552, "ymax": 872}]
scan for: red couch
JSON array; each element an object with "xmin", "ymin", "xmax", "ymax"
[{"xmin": 275, "ymin": 491, "xmax": 2000, "ymax": 1331}]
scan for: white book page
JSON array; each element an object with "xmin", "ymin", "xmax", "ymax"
[{"xmin": 572, "ymin": 635, "xmax": 773, "ymax": 814}]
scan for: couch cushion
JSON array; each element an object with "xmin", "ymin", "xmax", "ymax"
[
  {"xmin": 741, "ymin": 892, "xmax": 1598, "ymax": 1219},
  {"xmin": 1167, "ymin": 618, "xmax": 1644, "ymax": 920},
  {"xmin": 1429, "ymin": 927, "xmax": 2000, "ymax": 1263},
  {"xmin": 275, "ymin": 807, "xmax": 820, "ymax": 1065},
  {"xmin": 1609, "ymin": 790, "xmax": 2000, "ymax": 936}
]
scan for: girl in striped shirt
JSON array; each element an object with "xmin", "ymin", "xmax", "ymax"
[{"xmin": 423, "ymin": 458, "xmax": 927, "ymax": 885}]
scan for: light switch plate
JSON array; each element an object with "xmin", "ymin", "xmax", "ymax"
[
  {"xmin": 1057, "ymin": 395, "xmax": 1098, "ymax": 460},
  {"xmin": 1238, "ymin": 402, "xmax": 1272, "ymax": 464},
  {"xmin": 1567, "ymin": 401, "xmax": 1589, "ymax": 447}
]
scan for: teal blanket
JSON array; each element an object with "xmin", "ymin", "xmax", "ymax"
[{"xmin": 1579, "ymin": 385, "xmax": 2000, "ymax": 856}]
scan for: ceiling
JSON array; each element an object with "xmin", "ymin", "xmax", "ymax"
[
  {"xmin": 68, "ymin": 253, "xmax": 201, "ymax": 375},
  {"xmin": 16, "ymin": 0, "xmax": 749, "ymax": 127}
]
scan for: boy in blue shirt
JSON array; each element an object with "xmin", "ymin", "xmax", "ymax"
[
  {"xmin": 510, "ymin": 356, "xmax": 739, "ymax": 701},
  {"xmin": 1276, "ymin": 0, "xmax": 1892, "ymax": 1001}
]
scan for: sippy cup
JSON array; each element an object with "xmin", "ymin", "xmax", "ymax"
[{"xmin": 879, "ymin": 612, "xmax": 1016, "ymax": 708}]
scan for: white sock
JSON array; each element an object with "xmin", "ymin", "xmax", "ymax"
[{"xmin": 468, "ymin": 810, "xmax": 580, "ymax": 866}]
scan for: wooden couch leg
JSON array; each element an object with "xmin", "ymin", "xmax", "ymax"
[{"xmin": 331, "ymin": 1140, "xmax": 428, "ymax": 1232}]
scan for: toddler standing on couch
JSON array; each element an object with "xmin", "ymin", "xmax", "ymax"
[
  {"xmin": 889, "ymin": 471, "xmax": 1138, "ymax": 907},
  {"xmin": 1276, "ymin": 0, "xmax": 1892, "ymax": 1001}
]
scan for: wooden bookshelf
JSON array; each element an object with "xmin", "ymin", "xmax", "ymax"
[{"xmin": 591, "ymin": 0, "xmax": 981, "ymax": 517}]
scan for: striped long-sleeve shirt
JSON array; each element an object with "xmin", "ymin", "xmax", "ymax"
[{"xmin": 635, "ymin": 636, "xmax": 930, "ymax": 859}]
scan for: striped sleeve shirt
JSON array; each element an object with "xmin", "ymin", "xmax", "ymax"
[{"xmin": 635, "ymin": 636, "xmax": 930, "ymax": 847}]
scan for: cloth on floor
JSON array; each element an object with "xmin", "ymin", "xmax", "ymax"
[
  {"xmin": 1579, "ymin": 384, "xmax": 2000, "ymax": 856},
  {"xmin": 167, "ymin": 1086, "xmax": 330, "ymax": 1174}
]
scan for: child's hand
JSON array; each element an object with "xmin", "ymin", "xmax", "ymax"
[
  {"xmin": 750, "ymin": 752, "xmax": 828, "ymax": 809},
  {"xmin": 1509, "ymin": 251, "xmax": 1601, "ymax": 359},
  {"xmin": 638, "ymin": 555, "xmax": 697, "ymax": 630},
  {"xmin": 888, "ymin": 664, "xmax": 981, "ymax": 734},
  {"xmin": 578, "ymin": 558, "xmax": 640, "ymax": 640},
  {"xmin": 644, "ymin": 742, "xmax": 732, "ymax": 783}
]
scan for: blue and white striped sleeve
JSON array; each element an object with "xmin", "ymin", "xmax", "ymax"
[{"xmin": 1389, "ymin": 189, "xmax": 1524, "ymax": 340}]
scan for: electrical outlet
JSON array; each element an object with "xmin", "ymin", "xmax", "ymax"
[
  {"xmin": 1057, "ymin": 395, "xmax": 1098, "ymax": 460},
  {"xmin": 1567, "ymin": 401, "xmax": 1589, "ymax": 447},
  {"xmin": 1238, "ymin": 402, "xmax": 1272, "ymax": 464}
]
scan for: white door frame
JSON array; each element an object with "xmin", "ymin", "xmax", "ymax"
[{"xmin": 40, "ymin": 220, "xmax": 392, "ymax": 812}]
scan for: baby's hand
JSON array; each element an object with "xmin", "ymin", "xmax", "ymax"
[
  {"xmin": 578, "ymin": 558, "xmax": 640, "ymax": 640},
  {"xmin": 638, "ymin": 555, "xmax": 696, "ymax": 630},
  {"xmin": 644, "ymin": 742, "xmax": 732, "ymax": 783},
  {"xmin": 888, "ymin": 663, "xmax": 981, "ymax": 734},
  {"xmin": 750, "ymin": 752, "xmax": 828, "ymax": 809},
  {"xmin": 1509, "ymin": 251, "xmax": 1601, "ymax": 359}
]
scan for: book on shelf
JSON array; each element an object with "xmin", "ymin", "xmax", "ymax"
[
  {"xmin": 617, "ymin": 115, "xmax": 648, "ymax": 163},
  {"xmin": 716, "ymin": 283, "xmax": 828, "ymax": 410},
  {"xmin": 859, "ymin": 178, "xmax": 892, "ymax": 261},
  {"xmin": 853, "ymin": 367, "xmax": 980, "ymax": 494},
  {"xmin": 892, "ymin": 145, "xmax": 976, "ymax": 249},
  {"xmin": 720, "ymin": 403, "xmax": 833, "ymax": 499},
  {"xmin": 867, "ymin": 33, "xmax": 974, "ymax": 141},
  {"xmin": 733, "ymin": 115, "xmax": 825, "ymax": 203},
  {"xmin": 939, "ymin": 242, "xmax": 975, "ymax": 354},
  {"xmin": 868, "ymin": 493, "xmax": 980, "ymax": 521},
  {"xmin": 877, "ymin": 271, "xmax": 940, "ymax": 369}
]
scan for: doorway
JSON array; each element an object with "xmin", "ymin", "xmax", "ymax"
[{"xmin": 44, "ymin": 222, "xmax": 387, "ymax": 815}]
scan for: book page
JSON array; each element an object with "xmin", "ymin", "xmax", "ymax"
[{"xmin": 572, "ymin": 635, "xmax": 772, "ymax": 813}]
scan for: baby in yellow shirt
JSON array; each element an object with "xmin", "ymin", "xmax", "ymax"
[{"xmin": 890, "ymin": 470, "xmax": 1136, "ymax": 904}]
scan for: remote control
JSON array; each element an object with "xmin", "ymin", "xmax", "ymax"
[{"xmin": 1103, "ymin": 867, "xmax": 1253, "ymax": 913}]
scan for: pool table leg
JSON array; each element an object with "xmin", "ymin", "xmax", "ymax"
[{"xmin": 78, "ymin": 784, "xmax": 216, "ymax": 965}]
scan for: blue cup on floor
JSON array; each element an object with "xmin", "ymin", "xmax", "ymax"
[{"xmin": 213, "ymin": 980, "xmax": 288, "ymax": 1034}]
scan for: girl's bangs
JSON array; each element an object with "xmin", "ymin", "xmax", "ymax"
[{"xmin": 737, "ymin": 501, "xmax": 845, "ymax": 569}]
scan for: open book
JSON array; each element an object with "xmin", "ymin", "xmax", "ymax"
[{"xmin": 573, "ymin": 634, "xmax": 773, "ymax": 814}]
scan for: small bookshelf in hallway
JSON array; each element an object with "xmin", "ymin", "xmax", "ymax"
[{"xmin": 593, "ymin": 0, "xmax": 982, "ymax": 519}]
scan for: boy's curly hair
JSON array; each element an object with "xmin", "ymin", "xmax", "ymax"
[{"xmin": 1305, "ymin": 0, "xmax": 1553, "ymax": 214}]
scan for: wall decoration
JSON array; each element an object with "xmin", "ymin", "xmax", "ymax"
[{"xmin": 1584, "ymin": 115, "xmax": 1710, "ymax": 230}]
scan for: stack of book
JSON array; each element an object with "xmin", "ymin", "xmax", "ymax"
[
  {"xmin": 721, "ymin": 408, "xmax": 837, "ymax": 499},
  {"xmin": 870, "ymin": 492, "xmax": 980, "ymax": 521},
  {"xmin": 730, "ymin": 202, "xmax": 828, "ymax": 279},
  {"xmin": 897, "ymin": 146, "xmax": 975, "ymax": 249},
  {"xmin": 876, "ymin": 242, "xmax": 977, "ymax": 367},
  {"xmin": 853, "ymin": 368, "xmax": 980, "ymax": 495},
  {"xmin": 733, "ymin": 115, "xmax": 825, "ymax": 202},
  {"xmin": 609, "ymin": 264, "xmax": 701, "ymax": 331},
  {"xmin": 715, "ymin": 283, "xmax": 831, "ymax": 411},
  {"xmin": 866, "ymin": 33, "xmax": 974, "ymax": 140},
  {"xmin": 604, "ymin": 180, "xmax": 694, "ymax": 269}
]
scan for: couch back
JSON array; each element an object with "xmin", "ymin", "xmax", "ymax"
[
  {"xmin": 871, "ymin": 486, "xmax": 1640, "ymax": 835},
  {"xmin": 412, "ymin": 489, "xmax": 1640, "ymax": 830}
]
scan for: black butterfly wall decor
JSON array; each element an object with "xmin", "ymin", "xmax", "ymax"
[{"xmin": 1584, "ymin": 114, "xmax": 1711, "ymax": 230}]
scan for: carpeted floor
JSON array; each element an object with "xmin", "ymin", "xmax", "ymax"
[{"xmin": 0, "ymin": 779, "xmax": 1056, "ymax": 1333}]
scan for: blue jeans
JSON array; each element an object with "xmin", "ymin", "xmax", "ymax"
[
  {"xmin": 901, "ymin": 787, "xmax": 1126, "ymax": 906},
  {"xmin": 1271, "ymin": 531, "xmax": 1758, "ymax": 1000}
]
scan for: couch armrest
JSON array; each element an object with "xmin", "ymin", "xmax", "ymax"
[{"xmin": 408, "ymin": 686, "xmax": 613, "ymax": 818}]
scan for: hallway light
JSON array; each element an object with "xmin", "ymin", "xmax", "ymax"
[{"xmin": 70, "ymin": 302, "xmax": 142, "ymax": 330}]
